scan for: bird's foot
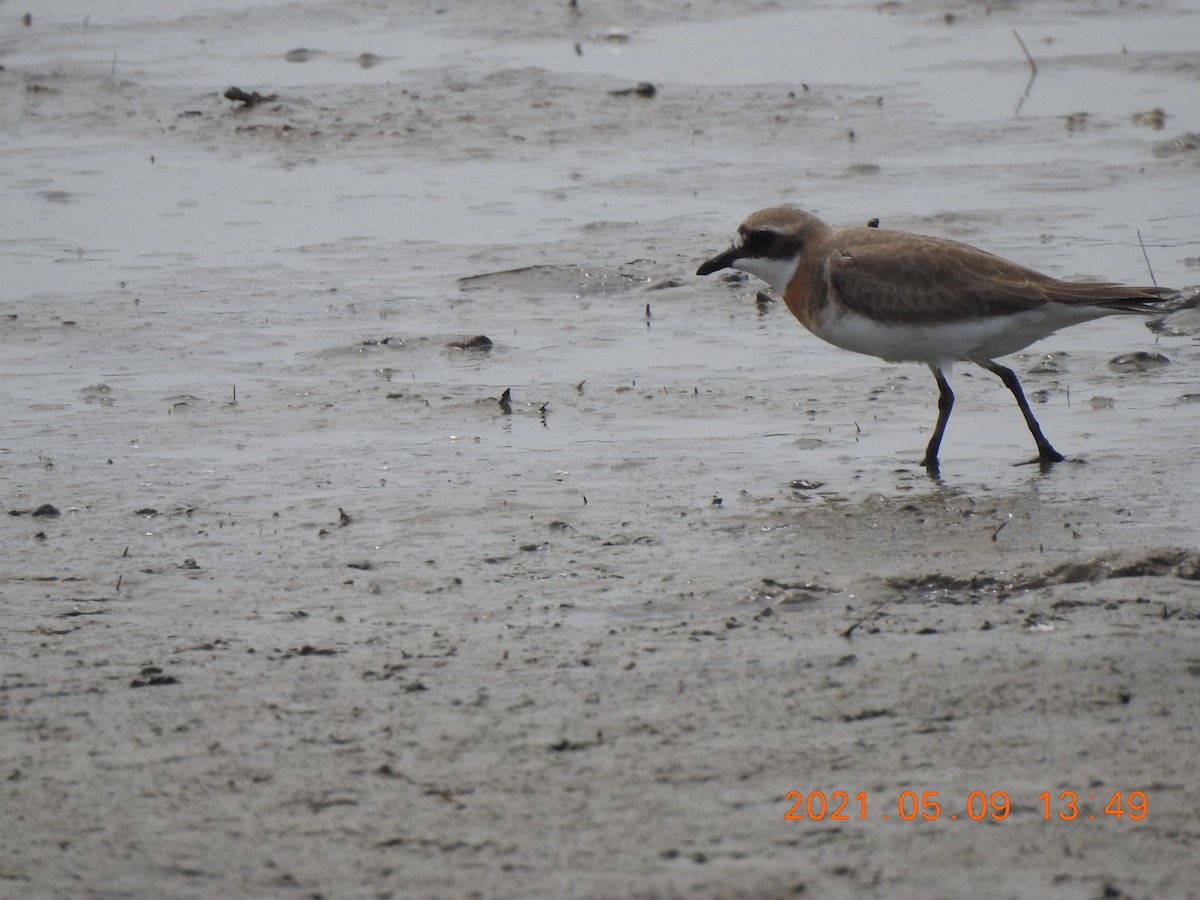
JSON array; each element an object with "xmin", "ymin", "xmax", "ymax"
[{"xmin": 1014, "ymin": 451, "xmax": 1068, "ymax": 470}]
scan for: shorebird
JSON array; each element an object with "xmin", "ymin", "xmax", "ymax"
[{"xmin": 697, "ymin": 206, "xmax": 1174, "ymax": 471}]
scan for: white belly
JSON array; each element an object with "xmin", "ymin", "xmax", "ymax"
[{"xmin": 810, "ymin": 304, "xmax": 1117, "ymax": 367}]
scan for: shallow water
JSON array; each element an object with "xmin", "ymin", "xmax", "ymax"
[{"xmin": 3, "ymin": 0, "xmax": 1199, "ymax": 607}]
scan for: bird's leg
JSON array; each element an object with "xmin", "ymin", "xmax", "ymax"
[
  {"xmin": 922, "ymin": 366, "xmax": 954, "ymax": 471},
  {"xmin": 980, "ymin": 360, "xmax": 1066, "ymax": 464}
]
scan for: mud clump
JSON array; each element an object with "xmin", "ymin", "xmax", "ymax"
[
  {"xmin": 889, "ymin": 548, "xmax": 1200, "ymax": 602},
  {"xmin": 1109, "ymin": 351, "xmax": 1170, "ymax": 372}
]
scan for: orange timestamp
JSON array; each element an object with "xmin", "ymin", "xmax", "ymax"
[{"xmin": 784, "ymin": 790, "xmax": 1148, "ymax": 822}]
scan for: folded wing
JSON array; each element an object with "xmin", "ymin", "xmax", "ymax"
[{"xmin": 826, "ymin": 228, "xmax": 1170, "ymax": 326}]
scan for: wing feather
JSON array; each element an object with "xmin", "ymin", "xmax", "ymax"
[{"xmin": 824, "ymin": 228, "xmax": 1168, "ymax": 326}]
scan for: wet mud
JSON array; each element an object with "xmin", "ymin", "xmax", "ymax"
[{"xmin": 2, "ymin": 1, "xmax": 1200, "ymax": 898}]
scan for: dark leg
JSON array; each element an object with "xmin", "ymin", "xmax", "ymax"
[
  {"xmin": 921, "ymin": 366, "xmax": 954, "ymax": 471},
  {"xmin": 980, "ymin": 360, "xmax": 1065, "ymax": 464}
]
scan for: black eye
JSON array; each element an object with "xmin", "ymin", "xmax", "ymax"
[{"xmin": 742, "ymin": 229, "xmax": 773, "ymax": 252}]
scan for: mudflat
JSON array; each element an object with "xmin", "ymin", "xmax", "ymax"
[{"xmin": 2, "ymin": 2, "xmax": 1199, "ymax": 898}]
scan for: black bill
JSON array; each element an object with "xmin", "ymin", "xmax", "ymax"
[{"xmin": 696, "ymin": 246, "xmax": 740, "ymax": 276}]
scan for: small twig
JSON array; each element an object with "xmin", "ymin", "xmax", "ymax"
[
  {"xmin": 842, "ymin": 599, "xmax": 887, "ymax": 640},
  {"xmin": 1137, "ymin": 229, "xmax": 1159, "ymax": 287},
  {"xmin": 991, "ymin": 516, "xmax": 1010, "ymax": 542},
  {"xmin": 1013, "ymin": 30, "xmax": 1038, "ymax": 114},
  {"xmin": 1013, "ymin": 30, "xmax": 1038, "ymax": 76}
]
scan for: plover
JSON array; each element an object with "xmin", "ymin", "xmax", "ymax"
[{"xmin": 697, "ymin": 206, "xmax": 1174, "ymax": 471}]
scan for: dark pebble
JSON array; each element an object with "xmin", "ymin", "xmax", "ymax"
[{"xmin": 448, "ymin": 335, "xmax": 493, "ymax": 350}]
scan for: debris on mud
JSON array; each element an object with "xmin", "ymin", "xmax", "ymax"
[
  {"xmin": 447, "ymin": 335, "xmax": 493, "ymax": 350},
  {"xmin": 224, "ymin": 86, "xmax": 278, "ymax": 107}
]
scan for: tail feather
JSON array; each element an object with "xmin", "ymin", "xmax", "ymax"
[{"xmin": 1050, "ymin": 283, "xmax": 1178, "ymax": 314}]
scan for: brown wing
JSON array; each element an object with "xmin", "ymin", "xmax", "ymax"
[{"xmin": 823, "ymin": 227, "xmax": 1168, "ymax": 326}]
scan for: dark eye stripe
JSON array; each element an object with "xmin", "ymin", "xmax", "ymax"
[
  {"xmin": 742, "ymin": 229, "xmax": 802, "ymax": 259},
  {"xmin": 742, "ymin": 230, "xmax": 771, "ymax": 253}
]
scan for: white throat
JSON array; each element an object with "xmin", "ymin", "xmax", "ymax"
[{"xmin": 733, "ymin": 253, "xmax": 801, "ymax": 294}]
